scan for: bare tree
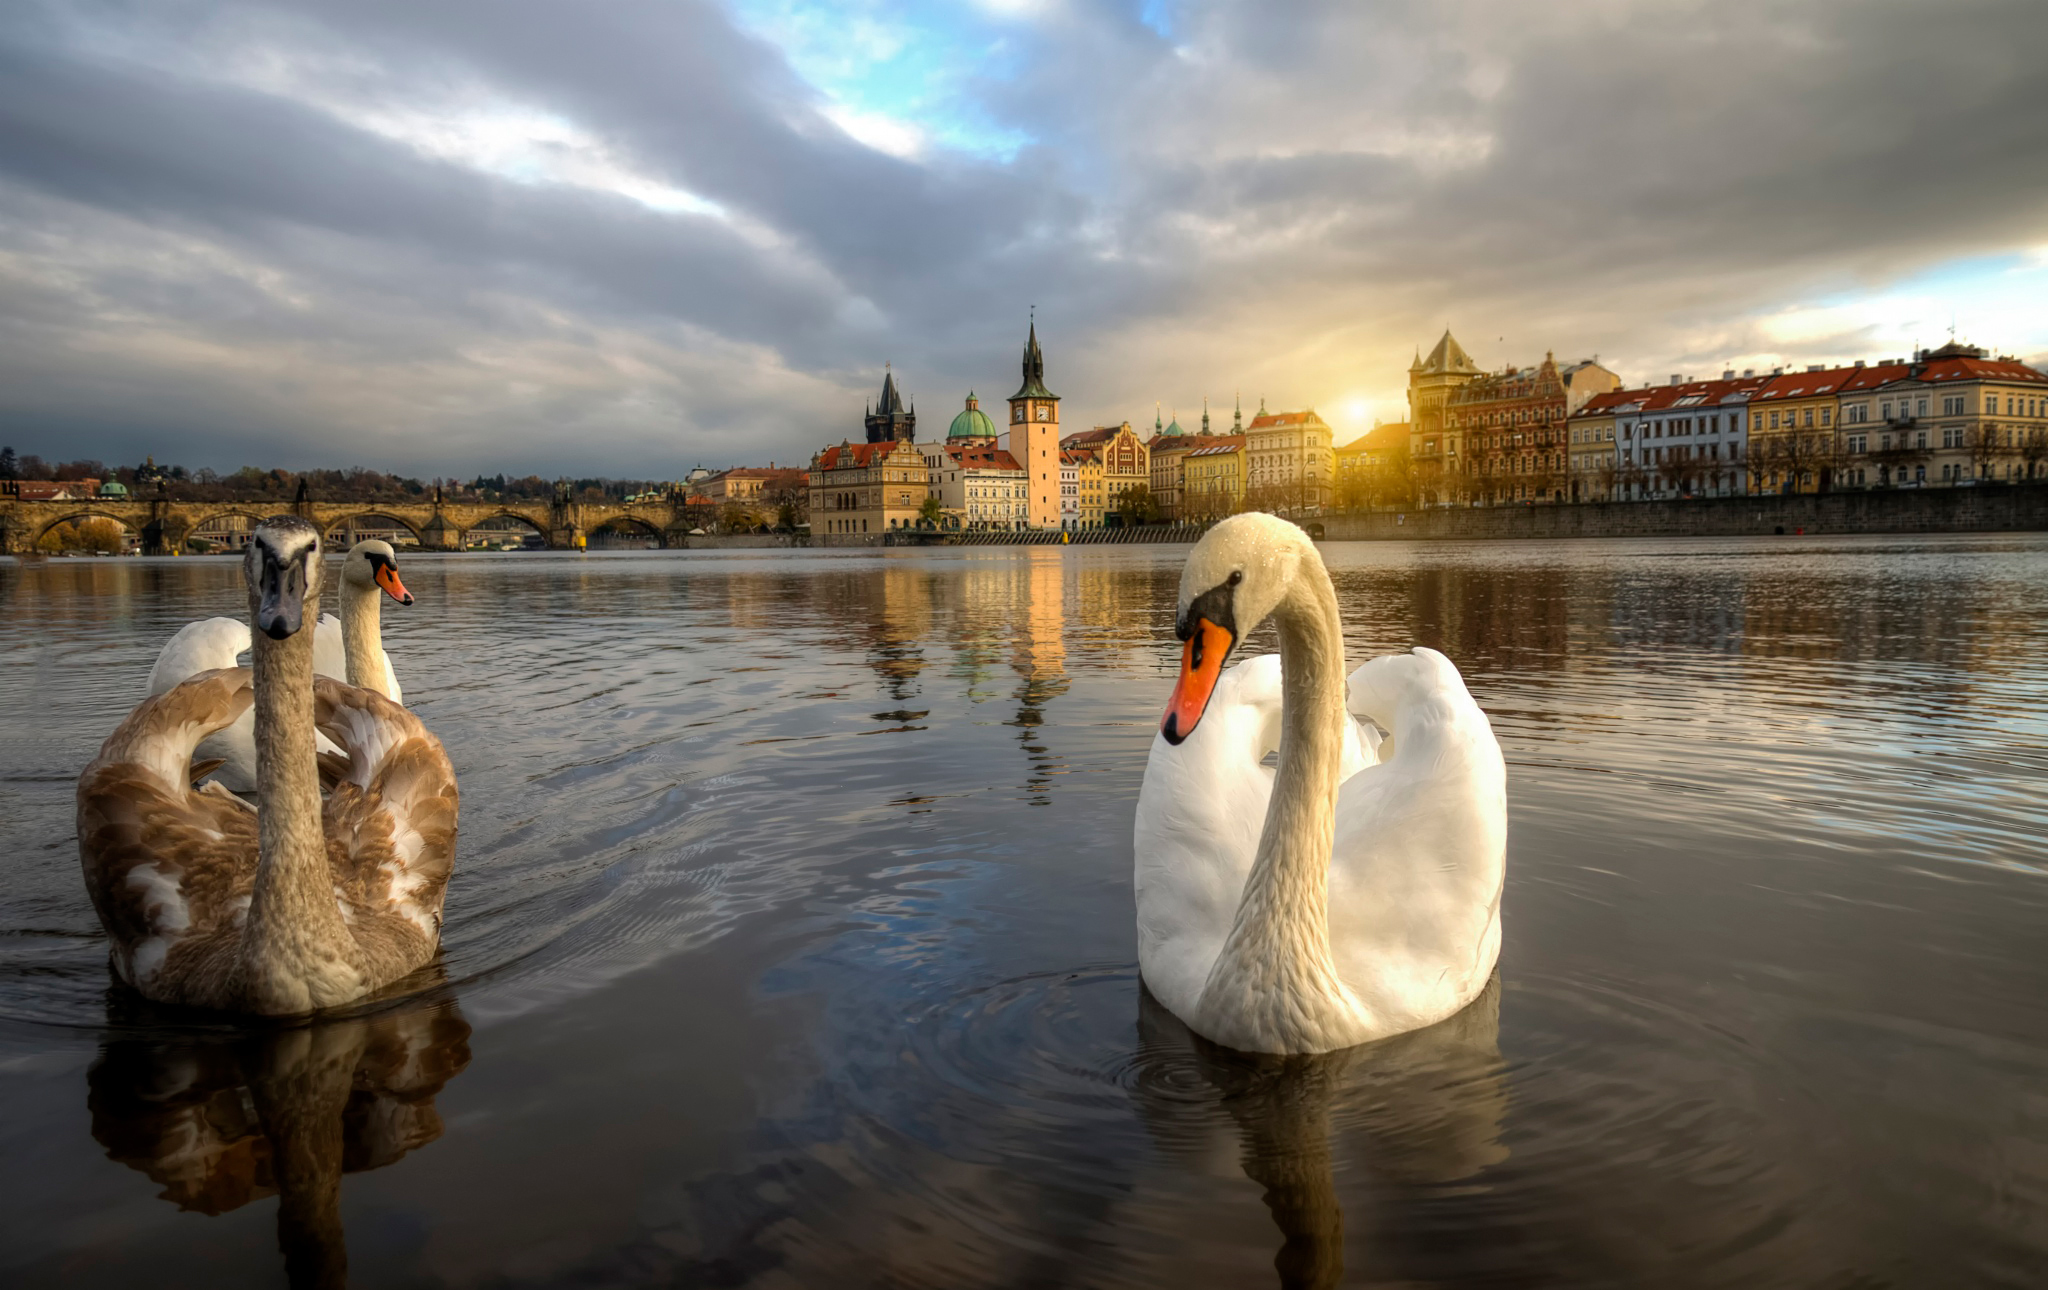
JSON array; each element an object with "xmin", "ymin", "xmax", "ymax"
[
  {"xmin": 1965, "ymin": 423, "xmax": 2009, "ymax": 483},
  {"xmin": 2020, "ymin": 427, "xmax": 2048, "ymax": 482}
]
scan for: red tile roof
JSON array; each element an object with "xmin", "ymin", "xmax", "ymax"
[
  {"xmin": 1569, "ymin": 377, "xmax": 1767, "ymax": 419},
  {"xmin": 814, "ymin": 441, "xmax": 916, "ymax": 470},
  {"xmin": 1754, "ymin": 364, "xmax": 1897, "ymax": 400},
  {"xmin": 1339, "ymin": 422, "xmax": 1411, "ymax": 452},
  {"xmin": 1186, "ymin": 435, "xmax": 1246, "ymax": 458},
  {"xmin": 1246, "ymin": 410, "xmax": 1330, "ymax": 431},
  {"xmin": 1914, "ymin": 356, "xmax": 2048, "ymax": 384},
  {"xmin": 1568, "ymin": 389, "xmax": 1647, "ymax": 419},
  {"xmin": 948, "ymin": 447, "xmax": 1022, "ymax": 470}
]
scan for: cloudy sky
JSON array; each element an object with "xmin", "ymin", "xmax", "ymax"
[{"xmin": 2, "ymin": 0, "xmax": 2044, "ymax": 478}]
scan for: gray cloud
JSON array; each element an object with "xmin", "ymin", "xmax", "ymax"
[{"xmin": 1, "ymin": 0, "xmax": 2043, "ymax": 476}]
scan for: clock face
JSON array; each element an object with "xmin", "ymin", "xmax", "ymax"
[
  {"xmin": 1013, "ymin": 406, "xmax": 1024, "ymax": 423},
  {"xmin": 1037, "ymin": 406, "xmax": 1049, "ymax": 421}
]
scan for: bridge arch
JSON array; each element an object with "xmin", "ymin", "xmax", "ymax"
[
  {"xmin": 321, "ymin": 512, "xmax": 424, "ymax": 549},
  {"xmin": 32, "ymin": 510, "xmax": 142, "ymax": 553},
  {"xmin": 586, "ymin": 514, "xmax": 665, "ymax": 549},
  {"xmin": 183, "ymin": 509, "xmax": 269, "ymax": 554},
  {"xmin": 461, "ymin": 511, "xmax": 550, "ymax": 550}
]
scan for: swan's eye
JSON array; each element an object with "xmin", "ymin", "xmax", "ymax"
[{"xmin": 1227, "ymin": 570, "xmax": 1242, "ymax": 586}]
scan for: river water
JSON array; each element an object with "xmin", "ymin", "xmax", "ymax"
[{"xmin": 2, "ymin": 536, "xmax": 2045, "ymax": 1288}]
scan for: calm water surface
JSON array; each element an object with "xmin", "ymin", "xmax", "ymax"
[{"xmin": 3, "ymin": 536, "xmax": 2046, "ymax": 1288}]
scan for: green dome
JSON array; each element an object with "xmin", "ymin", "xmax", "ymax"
[
  {"xmin": 98, "ymin": 480, "xmax": 129, "ymax": 497},
  {"xmin": 948, "ymin": 392, "xmax": 997, "ymax": 440}
]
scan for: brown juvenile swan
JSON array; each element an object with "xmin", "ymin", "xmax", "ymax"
[{"xmin": 76, "ymin": 516, "xmax": 458, "ymax": 1014}]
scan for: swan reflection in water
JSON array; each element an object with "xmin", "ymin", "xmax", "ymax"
[
  {"xmin": 1131, "ymin": 975, "xmax": 1507, "ymax": 1289},
  {"xmin": 86, "ymin": 994, "xmax": 471, "ymax": 1289}
]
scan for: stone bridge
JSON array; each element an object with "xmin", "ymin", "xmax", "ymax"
[{"xmin": 0, "ymin": 492, "xmax": 703, "ymax": 554}]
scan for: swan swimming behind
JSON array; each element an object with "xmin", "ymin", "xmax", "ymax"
[
  {"xmin": 1134, "ymin": 513, "xmax": 1506, "ymax": 1054},
  {"xmin": 147, "ymin": 539, "xmax": 413, "ymax": 791}
]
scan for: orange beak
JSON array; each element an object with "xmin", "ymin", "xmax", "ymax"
[
  {"xmin": 1161, "ymin": 617, "xmax": 1233, "ymax": 745},
  {"xmin": 374, "ymin": 561, "xmax": 414, "ymax": 606}
]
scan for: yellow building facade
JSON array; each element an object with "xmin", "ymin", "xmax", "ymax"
[
  {"xmin": 1181, "ymin": 435, "xmax": 1246, "ymax": 521},
  {"xmin": 809, "ymin": 439, "xmax": 929, "ymax": 535}
]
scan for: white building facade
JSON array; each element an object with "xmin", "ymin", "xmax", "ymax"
[{"xmin": 916, "ymin": 440, "xmax": 1029, "ymax": 530}]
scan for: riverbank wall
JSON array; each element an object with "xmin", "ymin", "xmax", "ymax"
[
  {"xmin": 671, "ymin": 486, "xmax": 2048, "ymax": 551},
  {"xmin": 672, "ymin": 533, "xmax": 808, "ymax": 549},
  {"xmin": 1317, "ymin": 484, "xmax": 2048, "ymax": 542}
]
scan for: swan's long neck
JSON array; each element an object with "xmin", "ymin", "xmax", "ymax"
[
  {"xmin": 244, "ymin": 591, "xmax": 356, "ymax": 1013},
  {"xmin": 1196, "ymin": 561, "xmax": 1361, "ymax": 1052},
  {"xmin": 339, "ymin": 581, "xmax": 395, "ymax": 700}
]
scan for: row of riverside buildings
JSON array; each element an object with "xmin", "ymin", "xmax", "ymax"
[
  {"xmin": 802, "ymin": 323, "xmax": 2048, "ymax": 536},
  {"xmin": 808, "ymin": 323, "xmax": 1344, "ymax": 534},
  {"xmin": 1399, "ymin": 329, "xmax": 2048, "ymax": 507}
]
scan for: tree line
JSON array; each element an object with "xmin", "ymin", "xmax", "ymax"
[{"xmin": 0, "ymin": 448, "xmax": 673, "ymax": 505}]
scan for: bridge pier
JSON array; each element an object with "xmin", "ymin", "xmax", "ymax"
[{"xmin": 419, "ymin": 510, "xmax": 463, "ymax": 552}]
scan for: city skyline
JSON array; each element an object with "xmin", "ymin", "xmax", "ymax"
[{"xmin": 1, "ymin": 0, "xmax": 2044, "ymax": 478}]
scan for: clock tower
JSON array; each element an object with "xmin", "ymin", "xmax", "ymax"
[{"xmin": 1006, "ymin": 318, "xmax": 1061, "ymax": 529}]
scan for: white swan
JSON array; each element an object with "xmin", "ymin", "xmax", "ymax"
[
  {"xmin": 1134, "ymin": 512, "xmax": 1505, "ymax": 1054},
  {"xmin": 77, "ymin": 516, "xmax": 457, "ymax": 1013},
  {"xmin": 147, "ymin": 539, "xmax": 413, "ymax": 790}
]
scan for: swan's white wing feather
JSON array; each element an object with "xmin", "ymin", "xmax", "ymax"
[
  {"xmin": 313, "ymin": 613, "xmax": 346, "ymax": 681},
  {"xmin": 1135, "ymin": 656, "xmax": 1284, "ymax": 1020},
  {"xmin": 1136, "ymin": 653, "xmax": 1384, "ymax": 1021},
  {"xmin": 1329, "ymin": 647, "xmax": 1507, "ymax": 1034},
  {"xmin": 148, "ymin": 619, "xmax": 259, "ymax": 791},
  {"xmin": 148, "ymin": 618, "xmax": 249, "ymax": 696}
]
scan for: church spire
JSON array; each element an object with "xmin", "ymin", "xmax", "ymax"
[
  {"xmin": 1232, "ymin": 391, "xmax": 1242, "ymax": 434},
  {"xmin": 1202, "ymin": 396, "xmax": 1210, "ymax": 435},
  {"xmin": 1011, "ymin": 312, "xmax": 1057, "ymax": 401}
]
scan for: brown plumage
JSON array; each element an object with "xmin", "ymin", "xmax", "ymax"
[{"xmin": 76, "ymin": 668, "xmax": 459, "ymax": 1012}]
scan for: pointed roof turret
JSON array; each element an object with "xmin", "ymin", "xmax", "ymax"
[
  {"xmin": 878, "ymin": 363, "xmax": 907, "ymax": 416},
  {"xmin": 1012, "ymin": 315, "xmax": 1057, "ymax": 401},
  {"xmin": 865, "ymin": 361, "xmax": 917, "ymax": 442},
  {"xmin": 1418, "ymin": 329, "xmax": 1479, "ymax": 375},
  {"xmin": 1201, "ymin": 396, "xmax": 1210, "ymax": 435}
]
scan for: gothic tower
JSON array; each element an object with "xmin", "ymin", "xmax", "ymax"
[
  {"xmin": 1006, "ymin": 318, "xmax": 1061, "ymax": 529},
  {"xmin": 865, "ymin": 364, "xmax": 916, "ymax": 443}
]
